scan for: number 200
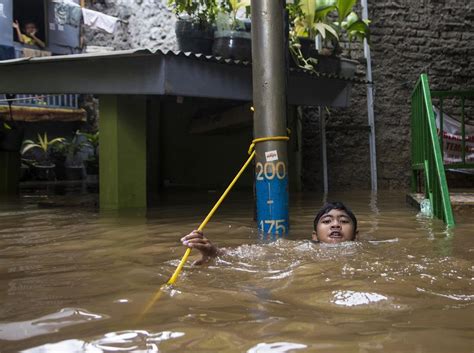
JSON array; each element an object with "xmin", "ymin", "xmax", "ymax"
[{"xmin": 256, "ymin": 162, "xmax": 286, "ymax": 181}]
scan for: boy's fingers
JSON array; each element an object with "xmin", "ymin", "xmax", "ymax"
[
  {"xmin": 180, "ymin": 231, "xmax": 204, "ymax": 242},
  {"xmin": 183, "ymin": 239, "xmax": 209, "ymax": 247},
  {"xmin": 187, "ymin": 239, "xmax": 209, "ymax": 245},
  {"xmin": 181, "ymin": 234, "xmax": 201, "ymax": 242}
]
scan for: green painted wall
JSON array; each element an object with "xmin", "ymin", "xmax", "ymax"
[{"xmin": 99, "ymin": 95, "xmax": 147, "ymax": 209}]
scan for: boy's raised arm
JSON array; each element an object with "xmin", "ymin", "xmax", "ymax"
[
  {"xmin": 12, "ymin": 20, "xmax": 24, "ymax": 44},
  {"xmin": 181, "ymin": 230, "xmax": 223, "ymax": 265}
]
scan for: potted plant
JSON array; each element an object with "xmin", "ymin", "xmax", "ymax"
[
  {"xmin": 212, "ymin": 0, "xmax": 252, "ymax": 61},
  {"xmin": 80, "ymin": 131, "xmax": 99, "ymax": 181},
  {"xmin": 49, "ymin": 141, "xmax": 68, "ymax": 180},
  {"xmin": 0, "ymin": 94, "xmax": 24, "ymax": 152},
  {"xmin": 288, "ymin": 0, "xmax": 319, "ymax": 70},
  {"xmin": 21, "ymin": 133, "xmax": 65, "ymax": 181},
  {"xmin": 64, "ymin": 132, "xmax": 85, "ymax": 181},
  {"xmin": 337, "ymin": 10, "xmax": 370, "ymax": 78},
  {"xmin": 290, "ymin": 0, "xmax": 369, "ymax": 77},
  {"xmin": 169, "ymin": 0, "xmax": 217, "ymax": 55}
]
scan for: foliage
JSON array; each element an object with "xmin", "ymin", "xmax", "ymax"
[
  {"xmin": 292, "ymin": 0, "xmax": 369, "ymax": 45},
  {"xmin": 339, "ymin": 10, "xmax": 371, "ymax": 43},
  {"xmin": 79, "ymin": 130, "xmax": 99, "ymax": 160},
  {"xmin": 289, "ymin": 0, "xmax": 370, "ymax": 69},
  {"xmin": 288, "ymin": 0, "xmax": 320, "ymax": 71},
  {"xmin": 288, "ymin": 36, "xmax": 319, "ymax": 71},
  {"xmin": 293, "ymin": 0, "xmax": 338, "ymax": 40},
  {"xmin": 168, "ymin": 0, "xmax": 218, "ymax": 24},
  {"xmin": 49, "ymin": 138, "xmax": 68, "ymax": 160},
  {"xmin": 216, "ymin": 0, "xmax": 250, "ymax": 31},
  {"xmin": 68, "ymin": 131, "xmax": 86, "ymax": 158},
  {"xmin": 21, "ymin": 133, "xmax": 65, "ymax": 165}
]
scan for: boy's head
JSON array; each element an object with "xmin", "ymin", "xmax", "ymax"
[
  {"xmin": 312, "ymin": 202, "xmax": 358, "ymax": 244},
  {"xmin": 23, "ymin": 22, "xmax": 37, "ymax": 35}
]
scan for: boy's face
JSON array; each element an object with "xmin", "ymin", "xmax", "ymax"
[
  {"xmin": 24, "ymin": 23, "xmax": 37, "ymax": 35},
  {"xmin": 312, "ymin": 209, "xmax": 357, "ymax": 244}
]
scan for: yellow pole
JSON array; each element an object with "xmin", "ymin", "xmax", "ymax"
[{"xmin": 166, "ymin": 150, "xmax": 256, "ymax": 285}]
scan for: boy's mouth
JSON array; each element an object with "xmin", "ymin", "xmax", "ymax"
[{"xmin": 329, "ymin": 231, "xmax": 342, "ymax": 238}]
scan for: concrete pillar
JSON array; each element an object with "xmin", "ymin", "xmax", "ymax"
[
  {"xmin": 99, "ymin": 95, "xmax": 147, "ymax": 209},
  {"xmin": 0, "ymin": 152, "xmax": 20, "ymax": 198}
]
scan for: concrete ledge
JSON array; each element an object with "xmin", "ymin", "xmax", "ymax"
[{"xmin": 407, "ymin": 191, "xmax": 474, "ymax": 215}]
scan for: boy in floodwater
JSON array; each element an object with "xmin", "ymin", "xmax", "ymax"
[{"xmin": 181, "ymin": 202, "xmax": 358, "ymax": 264}]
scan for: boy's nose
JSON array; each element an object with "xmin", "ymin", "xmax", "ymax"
[{"xmin": 331, "ymin": 221, "xmax": 341, "ymax": 229}]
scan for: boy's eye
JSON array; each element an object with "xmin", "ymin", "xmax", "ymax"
[
  {"xmin": 322, "ymin": 219, "xmax": 331, "ymax": 224},
  {"xmin": 340, "ymin": 219, "xmax": 350, "ymax": 224}
]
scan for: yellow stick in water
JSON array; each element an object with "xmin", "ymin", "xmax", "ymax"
[
  {"xmin": 167, "ymin": 150, "xmax": 256, "ymax": 285},
  {"xmin": 140, "ymin": 135, "xmax": 289, "ymax": 317},
  {"xmin": 139, "ymin": 151, "xmax": 256, "ymax": 317}
]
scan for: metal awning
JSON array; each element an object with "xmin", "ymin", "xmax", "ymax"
[{"xmin": 0, "ymin": 48, "xmax": 361, "ymax": 107}]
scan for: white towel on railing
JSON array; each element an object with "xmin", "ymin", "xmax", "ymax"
[
  {"xmin": 433, "ymin": 105, "xmax": 474, "ymax": 165},
  {"xmin": 82, "ymin": 8, "xmax": 118, "ymax": 34}
]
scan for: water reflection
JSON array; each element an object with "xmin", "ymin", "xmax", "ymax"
[
  {"xmin": 21, "ymin": 330, "xmax": 185, "ymax": 353},
  {"xmin": 0, "ymin": 308, "xmax": 106, "ymax": 341},
  {"xmin": 247, "ymin": 342, "xmax": 307, "ymax": 353}
]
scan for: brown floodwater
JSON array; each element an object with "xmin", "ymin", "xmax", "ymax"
[{"xmin": 0, "ymin": 191, "xmax": 473, "ymax": 352}]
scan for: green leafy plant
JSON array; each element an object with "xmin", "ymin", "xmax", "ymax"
[
  {"xmin": 49, "ymin": 138, "xmax": 68, "ymax": 160},
  {"xmin": 65, "ymin": 131, "xmax": 86, "ymax": 166},
  {"xmin": 288, "ymin": 0, "xmax": 322, "ymax": 71},
  {"xmin": 79, "ymin": 130, "xmax": 99, "ymax": 160},
  {"xmin": 168, "ymin": 0, "xmax": 218, "ymax": 24},
  {"xmin": 216, "ymin": 0, "xmax": 250, "ymax": 31},
  {"xmin": 289, "ymin": 0, "xmax": 370, "ymax": 70},
  {"xmin": 21, "ymin": 133, "xmax": 65, "ymax": 166},
  {"xmin": 294, "ymin": 0, "xmax": 338, "ymax": 40},
  {"xmin": 292, "ymin": 0, "xmax": 369, "ymax": 49},
  {"xmin": 79, "ymin": 130, "xmax": 99, "ymax": 175}
]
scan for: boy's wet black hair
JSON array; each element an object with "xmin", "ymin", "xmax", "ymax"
[{"xmin": 313, "ymin": 202, "xmax": 357, "ymax": 231}]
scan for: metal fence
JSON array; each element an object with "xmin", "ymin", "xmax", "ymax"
[
  {"xmin": 0, "ymin": 94, "xmax": 79, "ymax": 109},
  {"xmin": 431, "ymin": 89, "xmax": 474, "ymax": 169},
  {"xmin": 411, "ymin": 74, "xmax": 455, "ymax": 226}
]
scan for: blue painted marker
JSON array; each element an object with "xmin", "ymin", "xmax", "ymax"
[{"xmin": 255, "ymin": 160, "xmax": 289, "ymax": 236}]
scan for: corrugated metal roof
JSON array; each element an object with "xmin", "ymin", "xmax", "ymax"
[
  {"xmin": 0, "ymin": 48, "xmax": 357, "ymax": 106},
  {"xmin": 0, "ymin": 48, "xmax": 250, "ymax": 65},
  {"xmin": 0, "ymin": 48, "xmax": 367, "ymax": 84}
]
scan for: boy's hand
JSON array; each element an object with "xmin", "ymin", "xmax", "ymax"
[
  {"xmin": 12, "ymin": 20, "xmax": 19, "ymax": 29},
  {"xmin": 181, "ymin": 230, "xmax": 219, "ymax": 263}
]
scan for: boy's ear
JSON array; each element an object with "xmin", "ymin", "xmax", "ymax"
[
  {"xmin": 312, "ymin": 230, "xmax": 318, "ymax": 241},
  {"xmin": 353, "ymin": 230, "xmax": 359, "ymax": 241}
]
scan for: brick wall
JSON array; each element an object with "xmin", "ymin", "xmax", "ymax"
[{"xmin": 302, "ymin": 0, "xmax": 474, "ymax": 191}]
